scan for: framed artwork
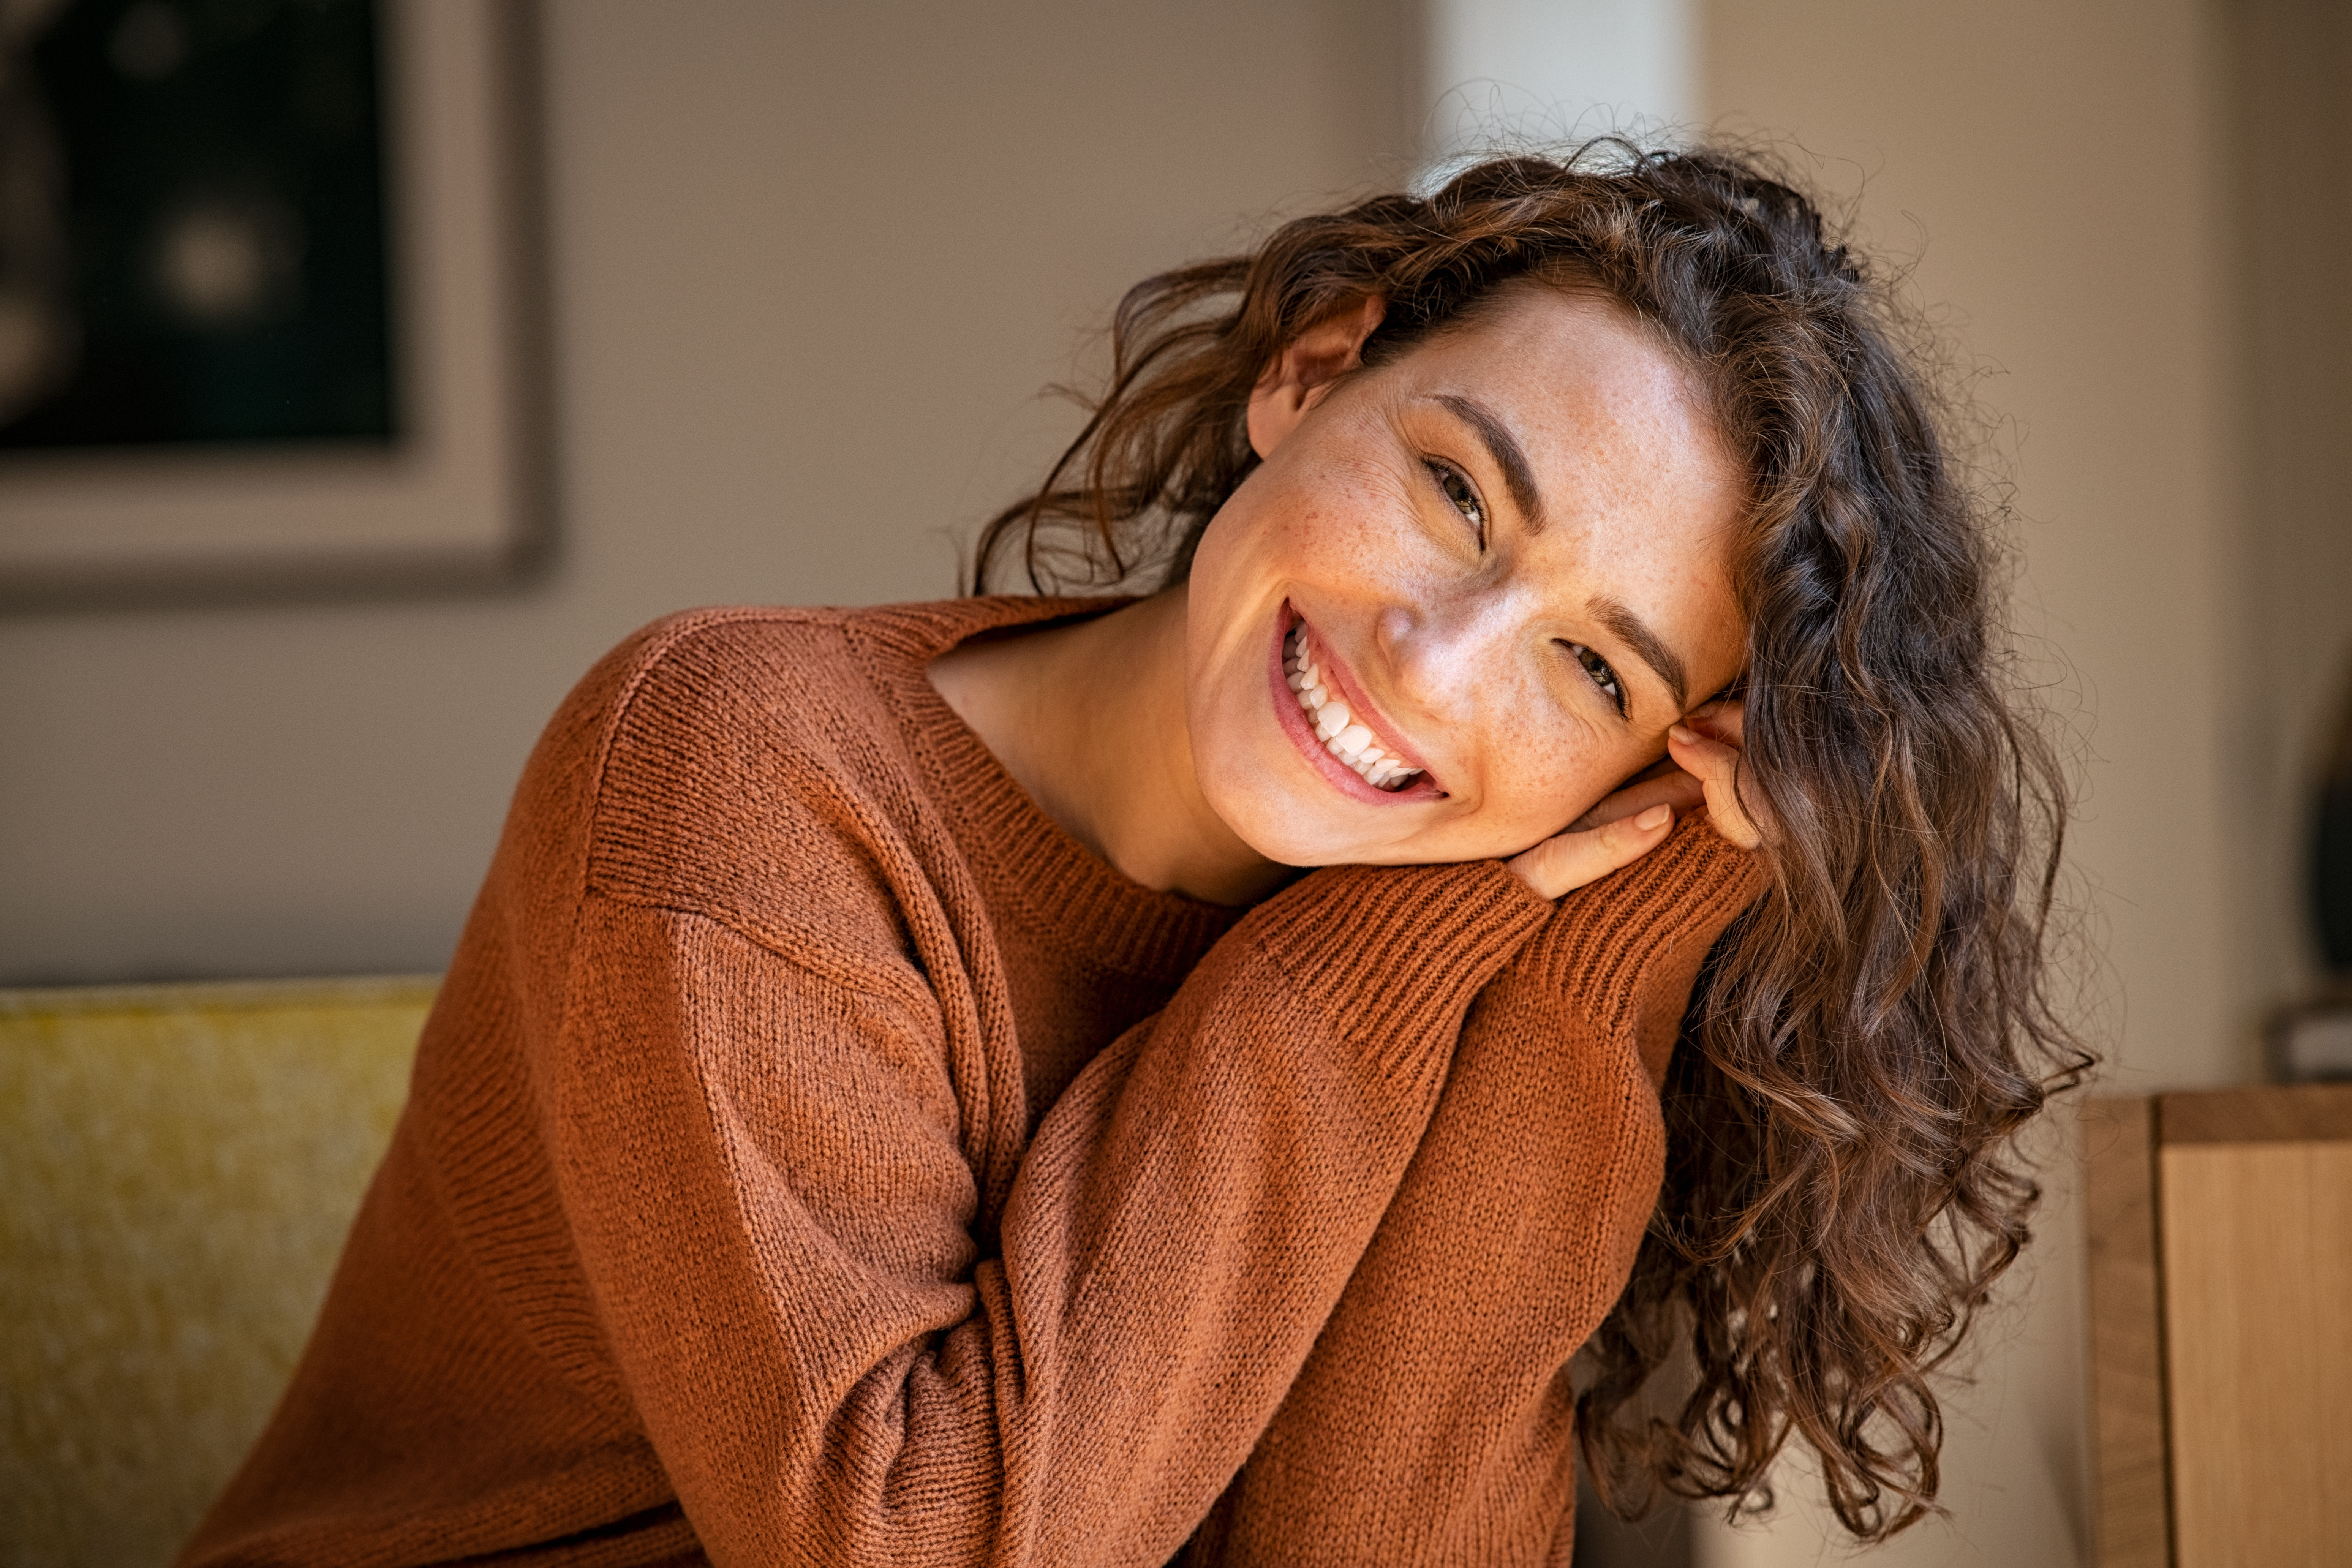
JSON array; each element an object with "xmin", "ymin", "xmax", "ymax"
[{"xmin": 0, "ymin": 0, "xmax": 545, "ymax": 602}]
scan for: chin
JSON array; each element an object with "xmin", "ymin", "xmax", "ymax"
[
  {"xmin": 1200, "ymin": 770, "xmax": 1415, "ymax": 869},
  {"xmin": 1222, "ymin": 806, "xmax": 1346, "ymax": 869}
]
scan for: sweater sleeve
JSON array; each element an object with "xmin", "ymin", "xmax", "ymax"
[
  {"xmin": 541, "ymin": 848, "xmax": 1549, "ymax": 1568},
  {"xmin": 1193, "ymin": 817, "xmax": 1767, "ymax": 1567}
]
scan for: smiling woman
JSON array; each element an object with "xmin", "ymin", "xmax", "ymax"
[{"xmin": 180, "ymin": 145, "xmax": 2083, "ymax": 1568}]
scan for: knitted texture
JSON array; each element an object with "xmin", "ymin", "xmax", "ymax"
[{"xmin": 179, "ymin": 597, "xmax": 1762, "ymax": 1568}]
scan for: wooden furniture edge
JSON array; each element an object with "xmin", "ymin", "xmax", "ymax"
[
  {"xmin": 2084, "ymin": 1095, "xmax": 2172, "ymax": 1568},
  {"xmin": 2159, "ymin": 1081, "xmax": 2352, "ymax": 1144}
]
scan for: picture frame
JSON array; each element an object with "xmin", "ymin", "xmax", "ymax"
[{"xmin": 0, "ymin": 0, "xmax": 547, "ymax": 605}]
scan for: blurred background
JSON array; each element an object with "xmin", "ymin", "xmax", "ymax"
[{"xmin": 3, "ymin": 1, "xmax": 2349, "ymax": 1564}]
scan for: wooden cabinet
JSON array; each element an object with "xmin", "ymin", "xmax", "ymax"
[{"xmin": 2086, "ymin": 1084, "xmax": 2352, "ymax": 1566}]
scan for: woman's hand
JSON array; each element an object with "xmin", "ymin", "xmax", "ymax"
[
  {"xmin": 1667, "ymin": 700, "xmax": 1761, "ymax": 850},
  {"xmin": 1505, "ymin": 700, "xmax": 1761, "ymax": 899}
]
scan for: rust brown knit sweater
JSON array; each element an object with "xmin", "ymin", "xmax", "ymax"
[{"xmin": 180, "ymin": 596, "xmax": 1761, "ymax": 1568}]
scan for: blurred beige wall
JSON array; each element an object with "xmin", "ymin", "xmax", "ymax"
[
  {"xmin": 2232, "ymin": 0, "xmax": 2352, "ymax": 1023},
  {"xmin": 0, "ymin": 0, "xmax": 1412, "ymax": 983},
  {"xmin": 1698, "ymin": 0, "xmax": 2252, "ymax": 1563},
  {"xmin": 1710, "ymin": 0, "xmax": 2248, "ymax": 1101}
]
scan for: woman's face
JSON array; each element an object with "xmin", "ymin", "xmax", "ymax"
[{"xmin": 1185, "ymin": 284, "xmax": 1748, "ymax": 868}]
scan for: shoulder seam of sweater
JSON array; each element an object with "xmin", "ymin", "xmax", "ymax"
[
  {"xmin": 580, "ymin": 606, "xmax": 843, "ymax": 786},
  {"xmin": 579, "ymin": 884, "xmax": 943, "ymax": 1027},
  {"xmin": 576, "ymin": 603, "xmax": 857, "ymax": 843},
  {"xmin": 561, "ymin": 606, "xmax": 852, "ymax": 1012}
]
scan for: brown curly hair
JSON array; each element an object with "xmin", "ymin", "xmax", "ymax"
[{"xmin": 969, "ymin": 142, "xmax": 2088, "ymax": 1540}]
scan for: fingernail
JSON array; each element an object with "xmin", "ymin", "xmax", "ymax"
[
  {"xmin": 1669, "ymin": 724, "xmax": 1697, "ymax": 746},
  {"xmin": 1637, "ymin": 804, "xmax": 1672, "ymax": 830}
]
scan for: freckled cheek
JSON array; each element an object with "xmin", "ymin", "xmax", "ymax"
[
  {"xmin": 1269, "ymin": 504, "xmax": 1440, "ymax": 606},
  {"xmin": 1467, "ymin": 702, "xmax": 1632, "ymax": 832}
]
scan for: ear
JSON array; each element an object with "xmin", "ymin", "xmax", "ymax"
[{"xmin": 1246, "ymin": 295, "xmax": 1386, "ymax": 458}]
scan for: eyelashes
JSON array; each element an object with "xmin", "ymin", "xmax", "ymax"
[
  {"xmin": 1424, "ymin": 457, "xmax": 1486, "ymax": 545},
  {"xmin": 1568, "ymin": 642, "xmax": 1626, "ymax": 715},
  {"xmin": 1424, "ymin": 454, "xmax": 1627, "ymax": 720}
]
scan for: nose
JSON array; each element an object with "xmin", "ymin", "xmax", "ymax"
[{"xmin": 1373, "ymin": 597, "xmax": 1514, "ymax": 722}]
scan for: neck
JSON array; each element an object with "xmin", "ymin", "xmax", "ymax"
[{"xmin": 930, "ymin": 588, "xmax": 1290, "ymax": 906}]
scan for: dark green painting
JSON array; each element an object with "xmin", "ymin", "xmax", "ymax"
[{"xmin": 0, "ymin": 0, "xmax": 395, "ymax": 450}]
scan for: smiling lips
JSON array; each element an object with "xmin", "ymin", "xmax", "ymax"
[{"xmin": 1283, "ymin": 620, "xmax": 1424, "ymax": 791}]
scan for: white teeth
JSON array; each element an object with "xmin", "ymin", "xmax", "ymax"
[{"xmin": 1283, "ymin": 619, "xmax": 1422, "ymax": 792}]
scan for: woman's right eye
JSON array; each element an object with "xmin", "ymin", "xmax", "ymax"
[{"xmin": 1425, "ymin": 459, "xmax": 1486, "ymax": 545}]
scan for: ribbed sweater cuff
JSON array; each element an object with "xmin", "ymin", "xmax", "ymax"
[
  {"xmin": 1241, "ymin": 861, "xmax": 1550, "ymax": 1074},
  {"xmin": 1526, "ymin": 818, "xmax": 1767, "ymax": 1030}
]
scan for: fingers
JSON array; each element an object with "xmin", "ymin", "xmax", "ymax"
[
  {"xmin": 1506, "ymin": 802, "xmax": 1676, "ymax": 900},
  {"xmin": 1569, "ymin": 768, "xmax": 1704, "ymax": 831},
  {"xmin": 1523, "ymin": 695, "xmax": 1758, "ymax": 900},
  {"xmin": 1685, "ymin": 696, "xmax": 1745, "ymax": 746},
  {"xmin": 1620, "ymin": 754, "xmax": 1690, "ymax": 787},
  {"xmin": 1668, "ymin": 722, "xmax": 1762, "ymax": 850}
]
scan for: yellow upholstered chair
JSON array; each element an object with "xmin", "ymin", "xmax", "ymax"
[{"xmin": 0, "ymin": 977, "xmax": 433, "ymax": 1568}]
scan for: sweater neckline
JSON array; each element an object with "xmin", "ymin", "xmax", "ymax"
[{"xmin": 845, "ymin": 596, "xmax": 1244, "ymax": 979}]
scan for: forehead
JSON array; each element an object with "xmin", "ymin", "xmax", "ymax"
[
  {"xmin": 1407, "ymin": 285, "xmax": 1712, "ymax": 449},
  {"xmin": 1394, "ymin": 286, "xmax": 1742, "ymax": 549}
]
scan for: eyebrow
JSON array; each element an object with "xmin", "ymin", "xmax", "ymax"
[
  {"xmin": 1431, "ymin": 393, "xmax": 1545, "ymax": 533},
  {"xmin": 1589, "ymin": 596, "xmax": 1690, "ymax": 711}
]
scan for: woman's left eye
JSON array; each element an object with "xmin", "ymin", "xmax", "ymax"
[
  {"xmin": 1426, "ymin": 459, "xmax": 1486, "ymax": 544},
  {"xmin": 1568, "ymin": 642, "xmax": 1626, "ymax": 715}
]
